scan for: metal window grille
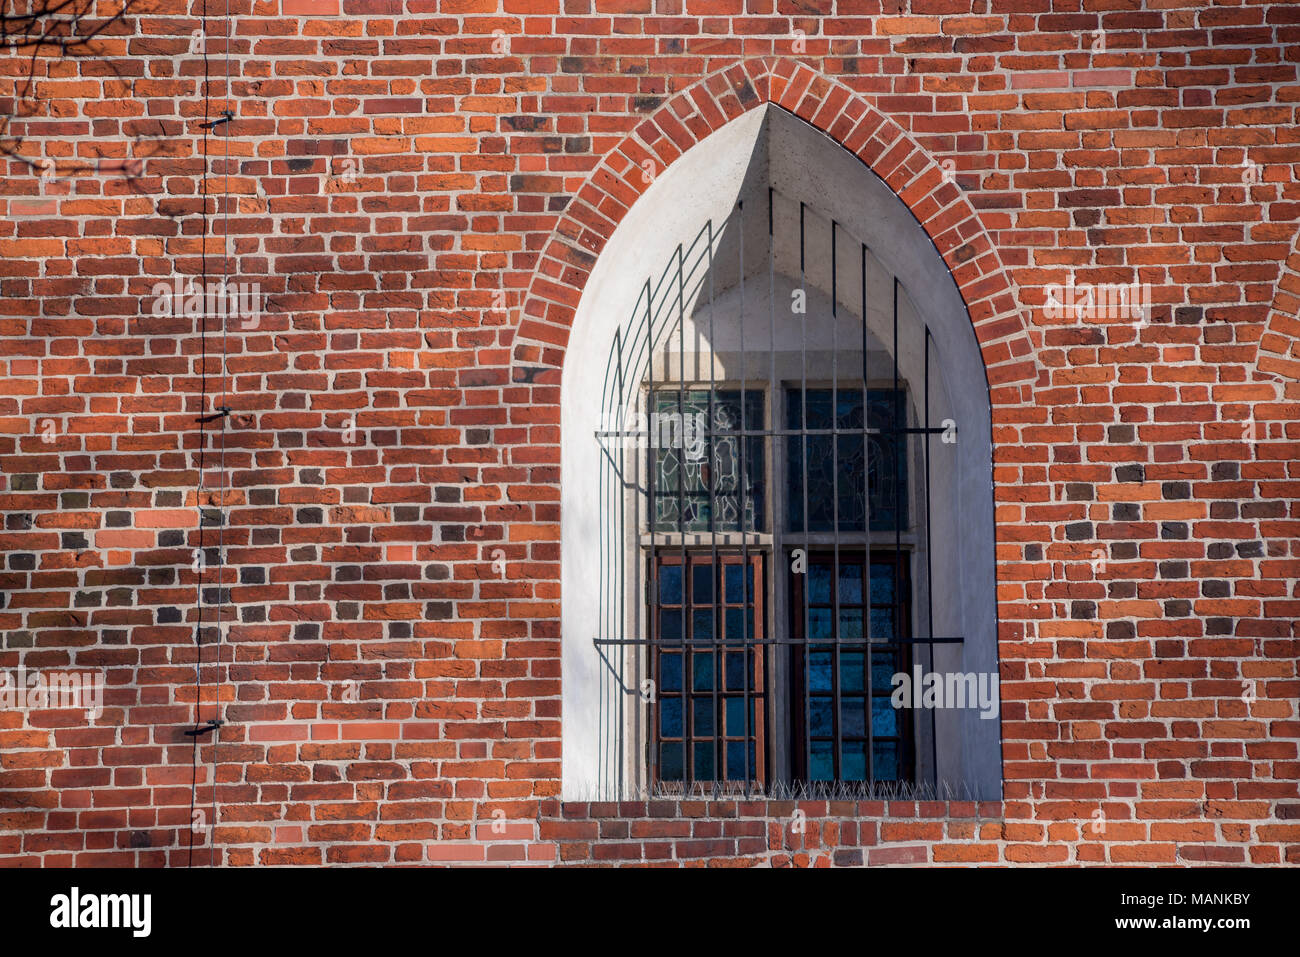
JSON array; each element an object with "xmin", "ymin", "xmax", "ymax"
[{"xmin": 593, "ymin": 187, "xmax": 960, "ymax": 800}]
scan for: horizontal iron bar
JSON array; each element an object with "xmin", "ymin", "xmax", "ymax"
[
  {"xmin": 593, "ymin": 637, "xmax": 965, "ymax": 647},
  {"xmin": 595, "ymin": 426, "xmax": 948, "ymax": 438}
]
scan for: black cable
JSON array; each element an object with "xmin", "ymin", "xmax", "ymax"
[{"xmin": 186, "ymin": 0, "xmax": 221, "ymax": 869}]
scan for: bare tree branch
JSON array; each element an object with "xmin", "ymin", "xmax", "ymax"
[{"xmin": 1, "ymin": 0, "xmax": 151, "ymax": 187}]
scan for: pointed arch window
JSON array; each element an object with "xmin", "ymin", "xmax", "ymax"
[{"xmin": 562, "ymin": 105, "xmax": 1001, "ymax": 802}]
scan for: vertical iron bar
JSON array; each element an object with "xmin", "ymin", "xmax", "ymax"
[
  {"xmin": 891, "ymin": 276, "xmax": 905, "ymax": 784},
  {"xmin": 767, "ymin": 188, "xmax": 777, "ymax": 788},
  {"xmin": 625, "ymin": 321, "xmax": 643, "ymax": 799},
  {"xmin": 830, "ymin": 218, "xmax": 841, "ymax": 783},
  {"xmin": 924, "ymin": 326, "xmax": 937, "ymax": 790},
  {"xmin": 738, "ymin": 201, "xmax": 752, "ymax": 790},
  {"xmin": 677, "ymin": 243, "xmax": 689, "ymax": 787},
  {"xmin": 598, "ymin": 330, "xmax": 608, "ymax": 796},
  {"xmin": 599, "ymin": 317, "xmax": 619, "ymax": 796},
  {"xmin": 799, "ymin": 201, "xmax": 811, "ymax": 787},
  {"xmin": 707, "ymin": 219, "xmax": 719, "ymax": 787},
  {"xmin": 862, "ymin": 243, "xmax": 873, "ymax": 787},
  {"xmin": 615, "ymin": 326, "xmax": 625, "ymax": 798},
  {"xmin": 645, "ymin": 279, "xmax": 657, "ymax": 796}
]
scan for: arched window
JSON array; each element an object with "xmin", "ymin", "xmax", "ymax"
[{"xmin": 561, "ymin": 106, "xmax": 1001, "ymax": 801}]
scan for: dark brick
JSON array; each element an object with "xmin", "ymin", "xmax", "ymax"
[
  {"xmin": 1065, "ymin": 522, "xmax": 1093, "ymax": 541},
  {"xmin": 1107, "ymin": 621, "xmax": 1135, "ymax": 641},
  {"xmin": 1158, "ymin": 560, "xmax": 1188, "ymax": 579}
]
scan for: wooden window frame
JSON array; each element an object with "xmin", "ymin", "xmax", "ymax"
[
  {"xmin": 649, "ymin": 550, "xmax": 768, "ymax": 789},
  {"xmin": 788, "ymin": 548, "xmax": 915, "ymax": 785}
]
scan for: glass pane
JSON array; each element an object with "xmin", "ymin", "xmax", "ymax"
[
  {"xmin": 726, "ymin": 741, "xmax": 746, "ymax": 780},
  {"xmin": 870, "ymin": 562, "xmax": 896, "ymax": 605},
  {"xmin": 693, "ymin": 697, "xmax": 714, "ymax": 737},
  {"xmin": 691, "ymin": 609, "xmax": 713, "ymax": 643},
  {"xmin": 694, "ymin": 742, "xmax": 715, "ymax": 780},
  {"xmin": 798, "ymin": 388, "xmax": 832, "ymax": 430},
  {"xmin": 841, "ymin": 652, "xmax": 865, "ymax": 692},
  {"xmin": 660, "ymin": 697, "xmax": 682, "ymax": 737},
  {"xmin": 809, "ymin": 650, "xmax": 832, "ymax": 693},
  {"xmin": 809, "ymin": 563, "xmax": 831, "ymax": 604},
  {"xmin": 724, "ymin": 563, "xmax": 747, "ymax": 604},
  {"xmin": 839, "ymin": 607, "xmax": 864, "ymax": 640},
  {"xmin": 787, "ymin": 436, "xmax": 805, "ymax": 530},
  {"xmin": 872, "ymin": 695, "xmax": 898, "ymax": 738},
  {"xmin": 692, "ymin": 562, "xmax": 713, "ymax": 605},
  {"xmin": 724, "ymin": 607, "xmax": 748, "ymax": 641},
  {"xmin": 661, "ymin": 652, "xmax": 682, "ymax": 692},
  {"xmin": 841, "ymin": 742, "xmax": 867, "ymax": 781},
  {"xmin": 870, "ymin": 608, "xmax": 894, "ymax": 641},
  {"xmin": 810, "ymin": 697, "xmax": 833, "ymax": 737},
  {"xmin": 872, "ymin": 651, "xmax": 898, "ymax": 692},
  {"xmin": 725, "ymin": 696, "xmax": 745, "ymax": 735},
  {"xmin": 841, "ymin": 697, "xmax": 866, "ymax": 738},
  {"xmin": 725, "ymin": 651, "xmax": 746, "ymax": 691},
  {"xmin": 659, "ymin": 742, "xmax": 684, "ymax": 780},
  {"xmin": 873, "ymin": 740, "xmax": 899, "ymax": 780},
  {"xmin": 810, "ymin": 739, "xmax": 834, "ymax": 781},
  {"xmin": 808, "ymin": 607, "xmax": 832, "ymax": 641},
  {"xmin": 838, "ymin": 563, "xmax": 863, "ymax": 604},
  {"xmin": 658, "ymin": 564, "xmax": 682, "ymax": 604},
  {"xmin": 692, "ymin": 652, "xmax": 714, "ymax": 692},
  {"xmin": 661, "ymin": 608, "xmax": 682, "ymax": 642}
]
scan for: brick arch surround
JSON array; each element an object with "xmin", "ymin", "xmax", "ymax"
[
  {"xmin": 507, "ymin": 58, "xmax": 1039, "ymax": 400},
  {"xmin": 1254, "ymin": 226, "xmax": 1300, "ymax": 385},
  {"xmin": 511, "ymin": 58, "xmax": 1039, "ymax": 856}
]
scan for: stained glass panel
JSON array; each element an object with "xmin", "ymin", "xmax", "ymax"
[
  {"xmin": 785, "ymin": 388, "xmax": 907, "ymax": 532},
  {"xmin": 652, "ymin": 390, "xmax": 764, "ymax": 533}
]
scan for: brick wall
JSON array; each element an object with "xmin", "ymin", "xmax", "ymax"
[{"xmin": 1, "ymin": 2, "xmax": 1298, "ymax": 866}]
